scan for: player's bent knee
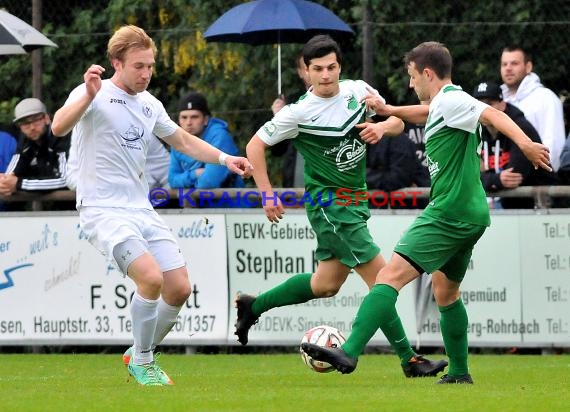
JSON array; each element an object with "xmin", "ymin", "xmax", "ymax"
[
  {"xmin": 173, "ymin": 281, "xmax": 192, "ymax": 303},
  {"xmin": 432, "ymin": 288, "xmax": 460, "ymax": 306},
  {"xmin": 313, "ymin": 284, "xmax": 341, "ymax": 298},
  {"xmin": 163, "ymin": 267, "xmax": 191, "ymax": 304},
  {"xmin": 145, "ymin": 272, "xmax": 165, "ymax": 290}
]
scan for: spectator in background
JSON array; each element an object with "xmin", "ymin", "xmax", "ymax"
[
  {"xmin": 474, "ymin": 81, "xmax": 558, "ymax": 208},
  {"xmin": 366, "ymin": 131, "xmax": 428, "ymax": 209},
  {"xmin": 0, "ymin": 130, "xmax": 17, "ymax": 210},
  {"xmin": 403, "ymin": 101, "xmax": 431, "ymax": 187},
  {"xmin": 557, "ymin": 131, "xmax": 570, "ymax": 185},
  {"xmin": 0, "ymin": 130, "xmax": 16, "ymax": 173},
  {"xmin": 0, "ymin": 98, "xmax": 69, "ymax": 196},
  {"xmin": 270, "ymin": 53, "xmax": 311, "ymax": 187},
  {"xmin": 500, "ymin": 45, "xmax": 565, "ymax": 171},
  {"xmin": 169, "ymin": 91, "xmax": 244, "ymax": 189},
  {"xmin": 270, "ymin": 52, "xmax": 311, "ymax": 114}
]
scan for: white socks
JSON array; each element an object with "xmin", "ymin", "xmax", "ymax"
[
  {"xmin": 152, "ymin": 299, "xmax": 182, "ymax": 350},
  {"xmin": 131, "ymin": 292, "xmax": 159, "ymax": 365}
]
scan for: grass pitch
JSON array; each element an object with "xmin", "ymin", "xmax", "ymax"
[{"xmin": 1, "ymin": 353, "xmax": 569, "ymax": 411}]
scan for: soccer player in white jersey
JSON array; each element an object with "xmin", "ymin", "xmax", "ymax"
[
  {"xmin": 51, "ymin": 25, "xmax": 252, "ymax": 386},
  {"xmin": 235, "ymin": 34, "xmax": 449, "ymax": 379},
  {"xmin": 302, "ymin": 41, "xmax": 551, "ymax": 384}
]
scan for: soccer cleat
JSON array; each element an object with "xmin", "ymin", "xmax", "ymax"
[
  {"xmin": 402, "ymin": 355, "xmax": 448, "ymax": 378},
  {"xmin": 122, "ymin": 346, "xmax": 133, "ymax": 366},
  {"xmin": 127, "ymin": 359, "xmax": 163, "ymax": 386},
  {"xmin": 300, "ymin": 342, "xmax": 358, "ymax": 374},
  {"xmin": 151, "ymin": 362, "xmax": 174, "ymax": 385},
  {"xmin": 152, "ymin": 353, "xmax": 174, "ymax": 385},
  {"xmin": 234, "ymin": 294, "xmax": 259, "ymax": 345},
  {"xmin": 437, "ymin": 373, "xmax": 474, "ymax": 384}
]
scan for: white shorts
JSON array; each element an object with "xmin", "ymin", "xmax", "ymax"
[{"xmin": 79, "ymin": 206, "xmax": 186, "ymax": 273}]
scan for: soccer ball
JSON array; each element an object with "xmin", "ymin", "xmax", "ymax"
[{"xmin": 300, "ymin": 325, "xmax": 346, "ymax": 373}]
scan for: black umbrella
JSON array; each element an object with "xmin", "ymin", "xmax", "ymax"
[
  {"xmin": 0, "ymin": 9, "xmax": 57, "ymax": 55},
  {"xmin": 204, "ymin": 0, "xmax": 353, "ymax": 95}
]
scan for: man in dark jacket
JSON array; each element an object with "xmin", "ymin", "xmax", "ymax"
[
  {"xmin": 474, "ymin": 81, "xmax": 558, "ymax": 208},
  {"xmin": 366, "ymin": 121, "xmax": 430, "ymax": 209},
  {"xmin": 0, "ymin": 98, "xmax": 70, "ymax": 196},
  {"xmin": 404, "ymin": 120, "xmax": 431, "ymax": 189}
]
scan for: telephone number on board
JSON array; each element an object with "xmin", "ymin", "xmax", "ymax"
[{"xmin": 173, "ymin": 315, "xmax": 216, "ymax": 333}]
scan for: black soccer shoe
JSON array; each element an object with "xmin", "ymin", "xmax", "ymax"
[
  {"xmin": 437, "ymin": 373, "xmax": 474, "ymax": 384},
  {"xmin": 234, "ymin": 294, "xmax": 259, "ymax": 345},
  {"xmin": 402, "ymin": 355, "xmax": 448, "ymax": 377},
  {"xmin": 300, "ymin": 343, "xmax": 358, "ymax": 374}
]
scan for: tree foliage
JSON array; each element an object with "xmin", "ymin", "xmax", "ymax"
[{"xmin": 0, "ymin": 0, "xmax": 568, "ymax": 149}]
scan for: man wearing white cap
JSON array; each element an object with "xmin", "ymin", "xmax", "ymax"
[{"xmin": 0, "ymin": 98, "xmax": 70, "ymax": 196}]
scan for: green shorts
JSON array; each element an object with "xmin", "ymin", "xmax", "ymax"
[
  {"xmin": 393, "ymin": 213, "xmax": 487, "ymax": 282},
  {"xmin": 307, "ymin": 204, "xmax": 380, "ymax": 268}
]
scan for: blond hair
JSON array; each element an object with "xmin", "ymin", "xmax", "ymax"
[{"xmin": 107, "ymin": 25, "xmax": 157, "ymax": 63}]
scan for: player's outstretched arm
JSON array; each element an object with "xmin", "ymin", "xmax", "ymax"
[
  {"xmin": 480, "ymin": 106, "xmax": 551, "ymax": 172},
  {"xmin": 167, "ymin": 128, "xmax": 253, "ymax": 178},
  {"xmin": 382, "ymin": 104, "xmax": 429, "ymax": 124},
  {"xmin": 356, "ymin": 116, "xmax": 404, "ymax": 144},
  {"xmin": 246, "ymin": 135, "xmax": 284, "ymax": 223},
  {"xmin": 362, "ymin": 91, "xmax": 429, "ymax": 124}
]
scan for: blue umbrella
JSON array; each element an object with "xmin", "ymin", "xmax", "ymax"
[{"xmin": 204, "ymin": 0, "xmax": 354, "ymax": 95}]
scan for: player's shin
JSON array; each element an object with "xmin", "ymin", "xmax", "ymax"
[
  {"xmin": 252, "ymin": 273, "xmax": 315, "ymax": 315},
  {"xmin": 342, "ymin": 284, "xmax": 409, "ymax": 359},
  {"xmin": 439, "ymin": 298, "xmax": 469, "ymax": 376},
  {"xmin": 152, "ymin": 298, "xmax": 182, "ymax": 349}
]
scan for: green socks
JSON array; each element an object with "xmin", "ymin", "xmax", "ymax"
[
  {"xmin": 251, "ymin": 273, "xmax": 315, "ymax": 316},
  {"xmin": 342, "ymin": 284, "xmax": 414, "ymax": 364},
  {"xmin": 439, "ymin": 298, "xmax": 469, "ymax": 376}
]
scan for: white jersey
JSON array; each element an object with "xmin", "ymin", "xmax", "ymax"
[{"xmin": 65, "ymin": 79, "xmax": 177, "ymax": 209}]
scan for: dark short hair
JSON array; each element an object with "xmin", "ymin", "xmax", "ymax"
[
  {"xmin": 404, "ymin": 41, "xmax": 452, "ymax": 79},
  {"xmin": 502, "ymin": 44, "xmax": 532, "ymax": 63},
  {"xmin": 302, "ymin": 35, "xmax": 342, "ymax": 67}
]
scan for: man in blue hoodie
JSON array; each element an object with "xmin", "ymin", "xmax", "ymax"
[
  {"xmin": 0, "ymin": 130, "xmax": 16, "ymax": 174},
  {"xmin": 0, "ymin": 130, "xmax": 17, "ymax": 210},
  {"xmin": 169, "ymin": 91, "xmax": 244, "ymax": 190}
]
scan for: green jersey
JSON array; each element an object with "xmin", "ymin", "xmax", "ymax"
[
  {"xmin": 257, "ymin": 80, "xmax": 380, "ymax": 210},
  {"xmin": 423, "ymin": 84, "xmax": 491, "ymax": 226}
]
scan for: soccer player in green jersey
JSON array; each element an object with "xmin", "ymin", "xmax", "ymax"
[
  {"xmin": 236, "ymin": 34, "xmax": 449, "ymax": 378},
  {"xmin": 302, "ymin": 41, "xmax": 551, "ymax": 384}
]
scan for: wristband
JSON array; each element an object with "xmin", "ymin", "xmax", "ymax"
[{"xmin": 218, "ymin": 152, "xmax": 229, "ymax": 165}]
